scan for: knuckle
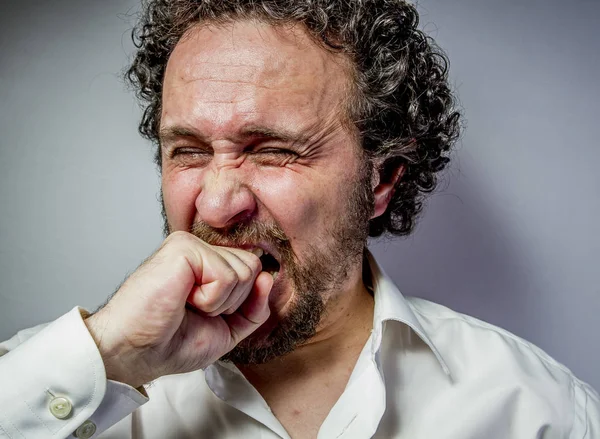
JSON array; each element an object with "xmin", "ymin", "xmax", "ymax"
[
  {"xmin": 220, "ymin": 267, "xmax": 239, "ymax": 289},
  {"xmin": 165, "ymin": 230, "xmax": 186, "ymax": 241},
  {"xmin": 164, "ymin": 230, "xmax": 193, "ymax": 246},
  {"xmin": 222, "ymin": 306, "xmax": 237, "ymax": 315},
  {"xmin": 247, "ymin": 254, "xmax": 262, "ymax": 274},
  {"xmin": 197, "ymin": 291, "xmax": 221, "ymax": 311},
  {"xmin": 237, "ymin": 264, "xmax": 254, "ymax": 283}
]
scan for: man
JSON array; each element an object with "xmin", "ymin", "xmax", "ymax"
[{"xmin": 0, "ymin": 0, "xmax": 598, "ymax": 438}]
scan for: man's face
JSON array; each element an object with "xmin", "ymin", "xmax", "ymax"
[{"xmin": 159, "ymin": 20, "xmax": 374, "ymax": 363}]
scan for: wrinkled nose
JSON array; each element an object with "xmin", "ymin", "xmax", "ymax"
[{"xmin": 195, "ymin": 171, "xmax": 257, "ymax": 229}]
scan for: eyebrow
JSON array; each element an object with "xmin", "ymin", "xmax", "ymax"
[
  {"xmin": 158, "ymin": 125, "xmax": 311, "ymax": 148},
  {"xmin": 158, "ymin": 126, "xmax": 208, "ymax": 146},
  {"xmin": 240, "ymin": 126, "xmax": 310, "ymax": 145}
]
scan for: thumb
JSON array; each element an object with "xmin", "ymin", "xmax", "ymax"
[{"xmin": 224, "ymin": 271, "xmax": 274, "ymax": 345}]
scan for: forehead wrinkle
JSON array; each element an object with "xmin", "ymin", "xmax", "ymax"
[
  {"xmin": 175, "ymin": 20, "xmax": 344, "ymax": 89},
  {"xmin": 164, "ymin": 19, "xmax": 356, "ymax": 142},
  {"xmin": 172, "ymin": 57, "xmax": 312, "ymax": 104}
]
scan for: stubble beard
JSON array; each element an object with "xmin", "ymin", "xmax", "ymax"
[{"xmin": 160, "ymin": 160, "xmax": 374, "ymax": 365}]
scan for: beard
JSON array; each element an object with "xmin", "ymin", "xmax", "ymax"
[{"xmin": 160, "ymin": 159, "xmax": 374, "ymax": 364}]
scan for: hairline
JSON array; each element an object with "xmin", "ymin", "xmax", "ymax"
[{"xmin": 156, "ymin": 16, "xmax": 365, "ymax": 165}]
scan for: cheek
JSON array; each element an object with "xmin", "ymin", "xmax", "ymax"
[
  {"xmin": 251, "ymin": 170, "xmax": 340, "ymax": 246},
  {"xmin": 162, "ymin": 168, "xmax": 202, "ymax": 231},
  {"xmin": 253, "ymin": 173, "xmax": 318, "ymax": 230}
]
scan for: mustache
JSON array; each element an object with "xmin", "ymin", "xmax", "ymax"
[{"xmin": 190, "ymin": 220, "xmax": 294, "ymax": 258}]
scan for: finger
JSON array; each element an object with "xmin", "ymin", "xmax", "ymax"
[
  {"xmin": 220, "ymin": 246, "xmax": 263, "ymax": 274},
  {"xmin": 242, "ymin": 271, "xmax": 274, "ymax": 322},
  {"xmin": 223, "ymin": 271, "xmax": 273, "ymax": 346},
  {"xmin": 206, "ymin": 248, "xmax": 261, "ymax": 316},
  {"xmin": 216, "ymin": 247, "xmax": 264, "ymax": 315},
  {"xmin": 188, "ymin": 249, "xmax": 239, "ymax": 314},
  {"xmin": 158, "ymin": 232, "xmax": 238, "ymax": 312}
]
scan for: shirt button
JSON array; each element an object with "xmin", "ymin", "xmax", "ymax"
[
  {"xmin": 48, "ymin": 396, "xmax": 72, "ymax": 419},
  {"xmin": 74, "ymin": 420, "xmax": 97, "ymax": 439}
]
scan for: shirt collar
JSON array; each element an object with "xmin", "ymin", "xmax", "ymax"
[
  {"xmin": 213, "ymin": 250, "xmax": 453, "ymax": 380},
  {"xmin": 366, "ymin": 250, "xmax": 453, "ymax": 379}
]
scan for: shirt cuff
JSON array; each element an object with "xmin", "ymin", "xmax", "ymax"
[{"xmin": 0, "ymin": 306, "xmax": 148, "ymax": 439}]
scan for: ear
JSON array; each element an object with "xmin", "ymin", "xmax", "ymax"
[{"xmin": 371, "ymin": 164, "xmax": 405, "ymax": 219}]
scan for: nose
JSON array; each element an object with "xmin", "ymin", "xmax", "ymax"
[{"xmin": 195, "ymin": 170, "xmax": 257, "ymax": 229}]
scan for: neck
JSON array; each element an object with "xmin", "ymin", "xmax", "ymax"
[{"xmin": 237, "ymin": 263, "xmax": 375, "ymax": 384}]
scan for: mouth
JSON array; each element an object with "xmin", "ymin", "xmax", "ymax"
[
  {"xmin": 240, "ymin": 245, "xmax": 283, "ymax": 278},
  {"xmin": 258, "ymin": 250, "xmax": 281, "ymax": 277}
]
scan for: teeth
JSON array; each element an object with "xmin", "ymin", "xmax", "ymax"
[
  {"xmin": 272, "ymin": 272, "xmax": 278, "ymax": 281},
  {"xmin": 250, "ymin": 248, "xmax": 264, "ymax": 257}
]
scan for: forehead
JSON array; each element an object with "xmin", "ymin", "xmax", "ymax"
[{"xmin": 161, "ymin": 20, "xmax": 353, "ymax": 135}]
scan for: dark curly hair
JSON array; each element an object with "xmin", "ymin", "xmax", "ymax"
[{"xmin": 126, "ymin": 0, "xmax": 461, "ymax": 237}]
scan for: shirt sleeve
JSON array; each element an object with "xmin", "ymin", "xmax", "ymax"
[
  {"xmin": 570, "ymin": 377, "xmax": 600, "ymax": 439},
  {"xmin": 0, "ymin": 307, "xmax": 148, "ymax": 439}
]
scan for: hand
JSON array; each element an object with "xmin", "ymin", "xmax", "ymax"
[{"xmin": 84, "ymin": 231, "xmax": 273, "ymax": 389}]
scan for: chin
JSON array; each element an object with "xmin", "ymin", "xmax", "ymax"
[{"xmin": 221, "ymin": 274, "xmax": 325, "ymax": 365}]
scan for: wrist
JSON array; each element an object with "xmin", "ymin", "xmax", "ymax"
[{"xmin": 84, "ymin": 312, "xmax": 147, "ymax": 389}]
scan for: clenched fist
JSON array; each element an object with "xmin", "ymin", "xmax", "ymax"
[{"xmin": 84, "ymin": 231, "xmax": 274, "ymax": 389}]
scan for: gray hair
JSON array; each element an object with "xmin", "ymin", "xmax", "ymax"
[{"xmin": 126, "ymin": 0, "xmax": 462, "ymax": 237}]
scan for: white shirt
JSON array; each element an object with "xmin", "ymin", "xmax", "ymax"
[{"xmin": 1, "ymin": 253, "xmax": 598, "ymax": 438}]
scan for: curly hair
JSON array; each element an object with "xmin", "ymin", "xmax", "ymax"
[{"xmin": 126, "ymin": 0, "xmax": 461, "ymax": 237}]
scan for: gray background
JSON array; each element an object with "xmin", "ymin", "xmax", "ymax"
[{"xmin": 1, "ymin": 0, "xmax": 598, "ymax": 391}]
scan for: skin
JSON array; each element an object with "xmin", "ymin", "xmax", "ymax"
[
  {"xmin": 86, "ymin": 19, "xmax": 399, "ymax": 439},
  {"xmin": 160, "ymin": 21, "xmax": 364, "ymax": 318},
  {"xmin": 160, "ymin": 21, "xmax": 393, "ymax": 438}
]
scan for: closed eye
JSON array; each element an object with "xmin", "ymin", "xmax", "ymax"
[
  {"xmin": 171, "ymin": 147, "xmax": 211, "ymax": 156},
  {"xmin": 250, "ymin": 148, "xmax": 297, "ymax": 156},
  {"xmin": 166, "ymin": 145, "xmax": 299, "ymax": 167},
  {"xmin": 247, "ymin": 147, "xmax": 299, "ymax": 166},
  {"xmin": 169, "ymin": 147, "xmax": 212, "ymax": 166}
]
